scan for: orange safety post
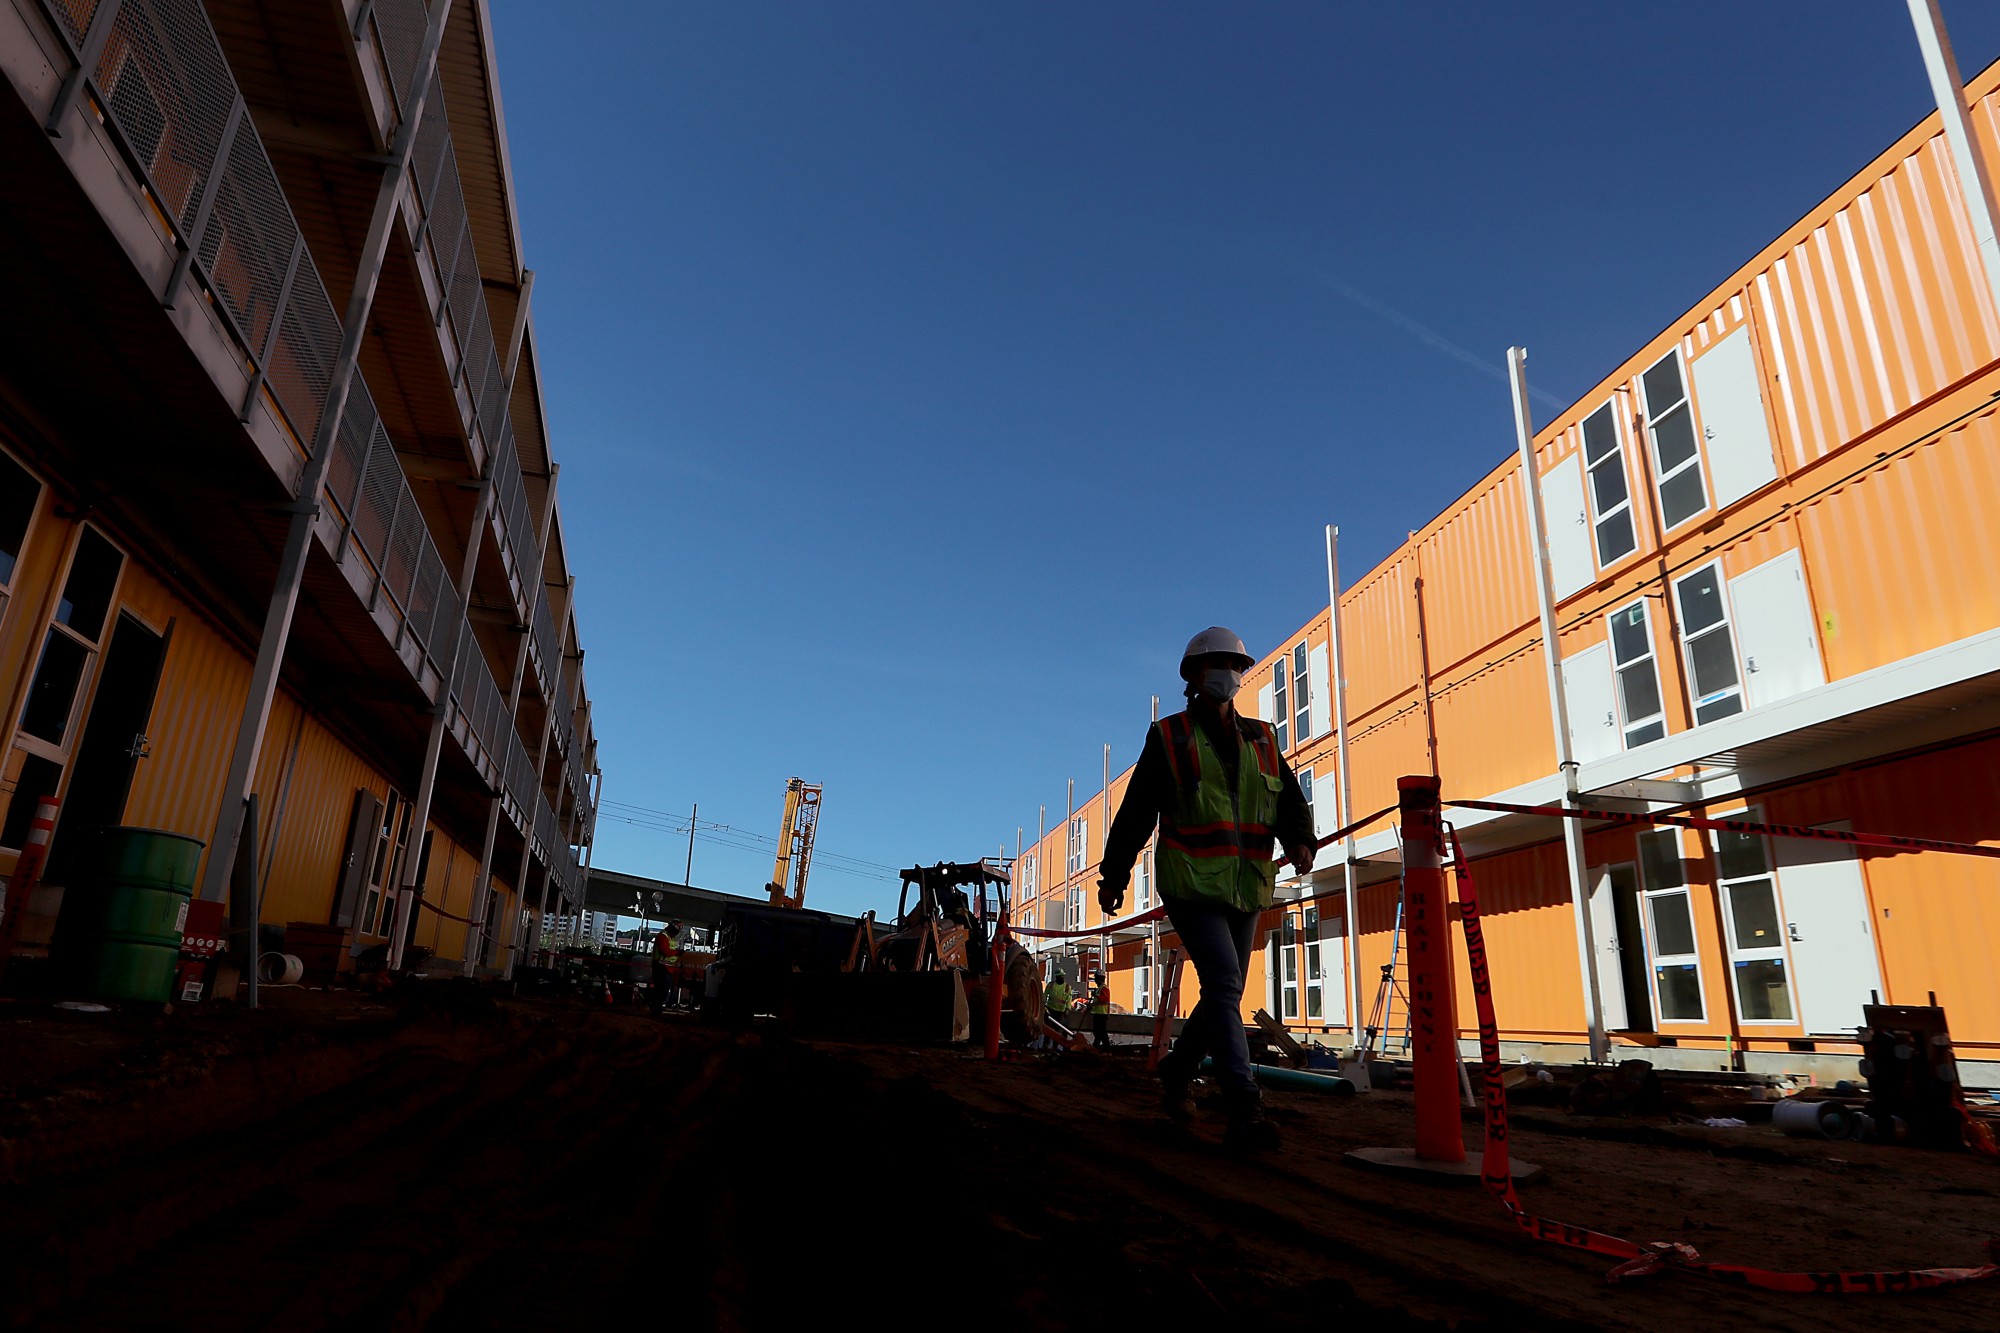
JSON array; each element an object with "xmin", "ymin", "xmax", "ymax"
[
  {"xmin": 1401, "ymin": 774, "xmax": 1465, "ymax": 1165},
  {"xmin": 1347, "ymin": 776, "xmax": 1506, "ymax": 1181},
  {"xmin": 0, "ymin": 795, "xmax": 59, "ymax": 981}
]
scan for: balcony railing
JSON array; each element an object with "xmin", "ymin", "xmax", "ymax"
[{"xmin": 32, "ymin": 0, "xmax": 588, "ymax": 885}]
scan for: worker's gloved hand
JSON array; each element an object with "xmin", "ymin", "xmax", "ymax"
[
  {"xmin": 1285, "ymin": 842, "xmax": 1317, "ymax": 873},
  {"xmin": 1097, "ymin": 879, "xmax": 1125, "ymax": 916}
]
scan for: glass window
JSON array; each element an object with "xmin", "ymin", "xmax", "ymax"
[
  {"xmin": 1648, "ymin": 889, "xmax": 1697, "ymax": 958},
  {"xmin": 1675, "ymin": 564, "xmax": 1743, "ymax": 724},
  {"xmin": 0, "ymin": 452, "xmax": 39, "ymax": 588},
  {"xmin": 18, "ymin": 630, "xmax": 88, "ymax": 744},
  {"xmin": 1676, "ymin": 567, "xmax": 1726, "ymax": 633},
  {"xmin": 55, "ymin": 529, "xmax": 122, "ymax": 642},
  {"xmin": 1298, "ymin": 768, "xmax": 1314, "ymax": 827},
  {"xmin": 1608, "ymin": 600, "xmax": 1665, "ymax": 748},
  {"xmin": 1273, "ymin": 662, "xmax": 1289, "ymax": 752},
  {"xmin": 1641, "ymin": 354, "xmax": 1684, "ymax": 416},
  {"xmin": 1642, "ymin": 349, "xmax": 1709, "ymax": 528},
  {"xmin": 1715, "ymin": 826, "xmax": 1767, "ymax": 882},
  {"xmin": 1654, "ymin": 964, "xmax": 1704, "ymax": 1022},
  {"xmin": 1734, "ymin": 959, "xmax": 1794, "ymax": 1022},
  {"xmin": 1726, "ymin": 876, "xmax": 1783, "ymax": 951},
  {"xmin": 1637, "ymin": 829, "xmax": 1684, "ymax": 891},
  {"xmin": 1582, "ymin": 402, "xmax": 1637, "ymax": 564},
  {"xmin": 1303, "ymin": 904, "xmax": 1322, "ymax": 1020},
  {"xmin": 1292, "ymin": 642, "xmax": 1310, "ymax": 744},
  {"xmin": 1714, "ymin": 810, "xmax": 1794, "ymax": 1024}
]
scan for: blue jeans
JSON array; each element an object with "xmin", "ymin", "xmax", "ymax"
[{"xmin": 1164, "ymin": 897, "xmax": 1260, "ymax": 1097}]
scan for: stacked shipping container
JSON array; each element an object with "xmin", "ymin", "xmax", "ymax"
[{"xmin": 1017, "ymin": 51, "xmax": 2000, "ymax": 1080}]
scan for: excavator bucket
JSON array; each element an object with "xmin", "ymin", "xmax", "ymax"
[{"xmin": 791, "ymin": 969, "xmax": 970, "ymax": 1044}]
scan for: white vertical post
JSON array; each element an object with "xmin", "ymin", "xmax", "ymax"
[
  {"xmin": 198, "ymin": 0, "xmax": 454, "ymax": 905},
  {"xmin": 1909, "ymin": 0, "xmax": 2000, "ymax": 320},
  {"xmin": 1510, "ymin": 346, "xmax": 1609, "ymax": 1063},
  {"xmin": 1325, "ymin": 524, "xmax": 1363, "ymax": 1047}
]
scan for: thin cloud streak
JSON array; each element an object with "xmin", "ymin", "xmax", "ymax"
[{"xmin": 1298, "ymin": 263, "xmax": 1566, "ymax": 413}]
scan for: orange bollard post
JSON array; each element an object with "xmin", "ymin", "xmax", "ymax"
[
  {"xmin": 1346, "ymin": 776, "xmax": 1540, "ymax": 1184},
  {"xmin": 1401, "ymin": 774, "xmax": 1465, "ymax": 1165},
  {"xmin": 0, "ymin": 795, "xmax": 59, "ymax": 982}
]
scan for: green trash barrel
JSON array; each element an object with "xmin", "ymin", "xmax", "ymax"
[{"xmin": 54, "ymin": 827, "xmax": 206, "ymax": 1004}]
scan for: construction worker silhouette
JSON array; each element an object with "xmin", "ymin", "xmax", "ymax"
[
  {"xmin": 1097, "ymin": 627, "xmax": 1315, "ymax": 1151},
  {"xmin": 1089, "ymin": 970, "xmax": 1112, "ymax": 1049}
]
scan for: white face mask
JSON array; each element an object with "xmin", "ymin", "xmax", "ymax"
[{"xmin": 1194, "ymin": 667, "xmax": 1242, "ymax": 703}]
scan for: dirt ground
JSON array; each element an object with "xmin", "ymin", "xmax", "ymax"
[{"xmin": 2, "ymin": 989, "xmax": 1997, "ymax": 1331}]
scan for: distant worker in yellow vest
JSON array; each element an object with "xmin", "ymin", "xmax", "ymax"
[
  {"xmin": 1043, "ymin": 969, "xmax": 1072, "ymax": 1017},
  {"xmin": 1089, "ymin": 970, "xmax": 1112, "ymax": 1049},
  {"xmin": 651, "ymin": 921, "xmax": 683, "ymax": 1015},
  {"xmin": 1098, "ymin": 627, "xmax": 1315, "ymax": 1151}
]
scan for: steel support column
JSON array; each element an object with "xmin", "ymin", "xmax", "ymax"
[
  {"xmin": 196, "ymin": 0, "xmax": 454, "ymax": 906},
  {"xmin": 1908, "ymin": 0, "xmax": 2000, "ymax": 322},
  {"xmin": 1325, "ymin": 524, "xmax": 1363, "ymax": 1047},
  {"xmin": 1510, "ymin": 347, "xmax": 1608, "ymax": 1063}
]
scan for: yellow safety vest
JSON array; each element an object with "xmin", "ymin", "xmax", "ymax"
[{"xmin": 1154, "ymin": 711, "xmax": 1282, "ymax": 913}]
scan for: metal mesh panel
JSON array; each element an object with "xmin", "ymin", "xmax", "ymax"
[
  {"xmin": 48, "ymin": 0, "xmax": 98, "ymax": 47},
  {"xmin": 95, "ymin": 0, "xmax": 238, "ymax": 232},
  {"xmin": 404, "ymin": 548, "xmax": 437, "ymax": 651},
  {"xmin": 445, "ymin": 223, "xmax": 482, "ymax": 359},
  {"xmin": 421, "ymin": 147, "xmax": 467, "ymax": 283},
  {"xmin": 382, "ymin": 497, "xmax": 421, "ymax": 615},
  {"xmin": 351, "ymin": 426, "xmax": 400, "ymax": 574},
  {"xmin": 201, "ymin": 119, "xmax": 294, "ymax": 358},
  {"xmin": 324, "ymin": 392, "xmax": 375, "ymax": 525},
  {"xmin": 372, "ymin": 0, "xmax": 429, "ymax": 113},
  {"xmin": 460, "ymin": 311, "xmax": 490, "ymax": 425},
  {"xmin": 266, "ymin": 264, "xmax": 339, "ymax": 448},
  {"xmin": 479, "ymin": 340, "xmax": 507, "ymax": 438}
]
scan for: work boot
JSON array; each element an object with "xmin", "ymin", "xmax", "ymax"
[
  {"xmin": 1222, "ymin": 1088, "xmax": 1281, "ymax": 1152},
  {"xmin": 1157, "ymin": 1050, "xmax": 1198, "ymax": 1122}
]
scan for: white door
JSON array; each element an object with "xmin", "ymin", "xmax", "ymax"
[
  {"xmin": 1310, "ymin": 772, "xmax": 1338, "ymax": 873},
  {"xmin": 1775, "ymin": 825, "xmax": 1884, "ymax": 1035},
  {"xmin": 1587, "ymin": 866, "xmax": 1629, "ymax": 1031},
  {"xmin": 1728, "ymin": 551, "xmax": 1824, "ymax": 709},
  {"xmin": 1307, "ymin": 643, "xmax": 1330, "ymax": 738},
  {"xmin": 1319, "ymin": 913, "xmax": 1348, "ymax": 1027},
  {"xmin": 1540, "ymin": 454, "xmax": 1593, "ymax": 600},
  {"xmin": 1691, "ymin": 325, "xmax": 1781, "ymax": 509},
  {"xmin": 1561, "ymin": 642, "xmax": 1620, "ymax": 764}
]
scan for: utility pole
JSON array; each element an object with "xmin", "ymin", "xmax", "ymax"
[{"xmin": 684, "ymin": 802, "xmax": 696, "ymax": 885}]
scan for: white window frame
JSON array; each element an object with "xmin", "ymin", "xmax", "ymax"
[
  {"xmin": 360, "ymin": 790, "xmax": 412, "ymax": 939},
  {"xmin": 1581, "ymin": 400, "xmax": 1638, "ymax": 566},
  {"xmin": 1134, "ymin": 845, "xmax": 1152, "ymax": 912},
  {"xmin": 1290, "ymin": 641, "xmax": 1310, "ymax": 749},
  {"xmin": 13, "ymin": 524, "xmax": 127, "ymax": 766},
  {"xmin": 1272, "ymin": 658, "xmax": 1290, "ymax": 752},
  {"xmin": 1134, "ymin": 946, "xmax": 1152, "ymax": 1016},
  {"xmin": 1640, "ymin": 346, "xmax": 1711, "ymax": 531},
  {"xmin": 0, "ymin": 447, "xmax": 45, "ymax": 633},
  {"xmin": 1607, "ymin": 598, "xmax": 1666, "ymax": 748},
  {"xmin": 1278, "ymin": 911, "xmax": 1299, "ymax": 1019},
  {"xmin": 1713, "ymin": 807, "xmax": 1797, "ymax": 1026},
  {"xmin": 1674, "ymin": 562, "xmax": 1745, "ymax": 726},
  {"xmin": 1302, "ymin": 903, "xmax": 1324, "ymax": 1022},
  {"xmin": 1636, "ymin": 828, "xmax": 1706, "ymax": 1024}
]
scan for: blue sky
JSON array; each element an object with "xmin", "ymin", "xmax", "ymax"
[{"xmin": 489, "ymin": 2, "xmax": 2000, "ymax": 920}]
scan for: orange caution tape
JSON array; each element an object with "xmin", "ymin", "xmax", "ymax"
[{"xmin": 1449, "ymin": 827, "xmax": 2000, "ymax": 1294}]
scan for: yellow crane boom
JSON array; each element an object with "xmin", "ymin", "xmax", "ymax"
[{"xmin": 768, "ymin": 777, "xmax": 822, "ymax": 909}]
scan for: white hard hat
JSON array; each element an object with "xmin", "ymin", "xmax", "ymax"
[{"xmin": 1180, "ymin": 626, "xmax": 1254, "ymax": 677}]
